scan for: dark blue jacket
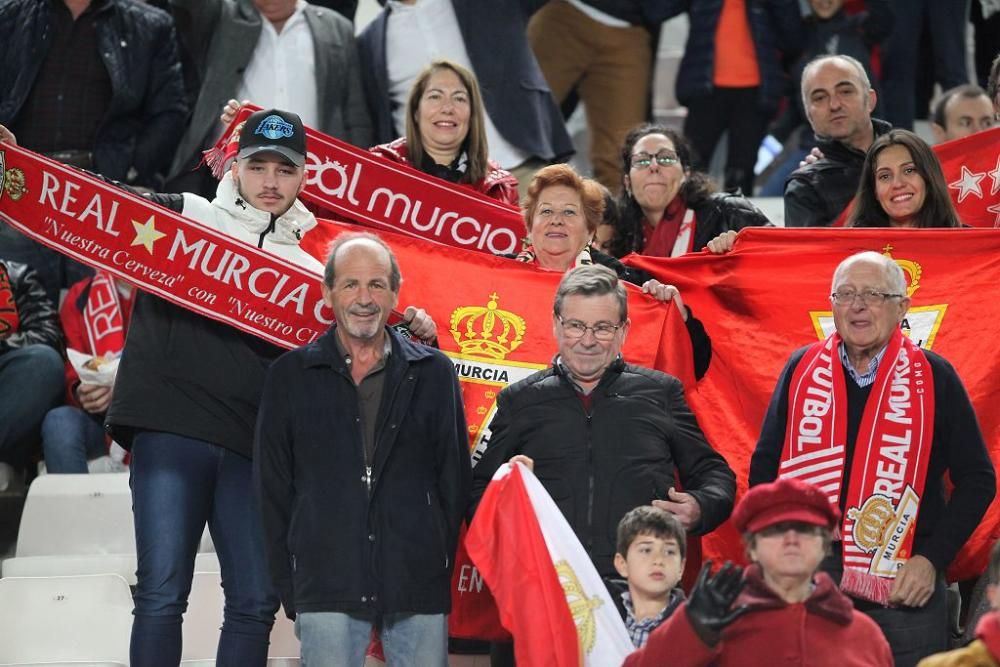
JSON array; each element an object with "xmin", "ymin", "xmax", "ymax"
[
  {"xmin": 357, "ymin": 0, "xmax": 574, "ymax": 162},
  {"xmin": 652, "ymin": 0, "xmax": 804, "ymax": 113},
  {"xmin": 0, "ymin": 0, "xmax": 188, "ymax": 187},
  {"xmin": 254, "ymin": 326, "xmax": 471, "ymax": 617}
]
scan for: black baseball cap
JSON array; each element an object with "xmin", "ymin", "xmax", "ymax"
[{"xmin": 237, "ymin": 108, "xmax": 306, "ymax": 167}]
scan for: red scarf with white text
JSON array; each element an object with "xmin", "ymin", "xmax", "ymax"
[
  {"xmin": 205, "ymin": 105, "xmax": 526, "ymax": 255},
  {"xmin": 781, "ymin": 328, "xmax": 934, "ymax": 604},
  {"xmin": 83, "ymin": 270, "xmax": 125, "ymax": 356}
]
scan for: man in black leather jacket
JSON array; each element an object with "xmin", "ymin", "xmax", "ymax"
[
  {"xmin": 0, "ymin": 0, "xmax": 188, "ymax": 301},
  {"xmin": 784, "ymin": 54, "xmax": 892, "ymax": 228}
]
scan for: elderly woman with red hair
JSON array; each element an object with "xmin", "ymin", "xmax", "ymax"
[{"xmin": 513, "ymin": 163, "xmax": 710, "ymax": 378}]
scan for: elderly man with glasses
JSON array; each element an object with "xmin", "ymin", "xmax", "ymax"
[
  {"xmin": 749, "ymin": 251, "xmax": 995, "ymax": 667},
  {"xmin": 471, "ymin": 263, "xmax": 735, "ymax": 573}
]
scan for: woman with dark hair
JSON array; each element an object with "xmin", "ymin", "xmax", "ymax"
[
  {"xmin": 222, "ymin": 59, "xmax": 519, "ymax": 206},
  {"xmin": 609, "ymin": 124, "xmax": 770, "ymax": 260},
  {"xmin": 515, "ymin": 163, "xmax": 711, "ymax": 379},
  {"xmin": 847, "ymin": 129, "xmax": 963, "ymax": 228}
]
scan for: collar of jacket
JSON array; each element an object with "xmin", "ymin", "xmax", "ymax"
[
  {"xmin": 815, "ymin": 117, "xmax": 894, "ymax": 162},
  {"xmin": 212, "ymin": 172, "xmax": 317, "ymax": 245},
  {"xmin": 552, "ymin": 354, "xmax": 626, "ymax": 389},
  {"xmin": 303, "ymin": 325, "xmax": 434, "ymax": 374},
  {"xmin": 735, "ymin": 564, "xmax": 854, "ymax": 626}
]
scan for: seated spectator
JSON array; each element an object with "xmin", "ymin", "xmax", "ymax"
[
  {"xmin": 847, "ymin": 129, "xmax": 963, "ymax": 228},
  {"xmin": 612, "ymin": 506, "xmax": 687, "ymax": 649},
  {"xmin": 919, "ymin": 540, "xmax": 1000, "ymax": 667},
  {"xmin": 609, "ymin": 124, "xmax": 770, "ymax": 260},
  {"xmin": 516, "ymin": 163, "xmax": 712, "ymax": 379},
  {"xmin": 624, "ymin": 477, "xmax": 893, "ymax": 667},
  {"xmin": 0, "ymin": 259, "xmax": 65, "ymax": 490},
  {"xmin": 223, "ymin": 59, "xmax": 520, "ymax": 207},
  {"xmin": 41, "ymin": 271, "xmax": 134, "ymax": 474},
  {"xmin": 929, "ymin": 84, "xmax": 996, "ymax": 143}
]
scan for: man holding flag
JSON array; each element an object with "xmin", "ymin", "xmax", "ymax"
[
  {"xmin": 471, "ymin": 264, "xmax": 735, "ymax": 663},
  {"xmin": 749, "ymin": 251, "xmax": 996, "ymax": 667}
]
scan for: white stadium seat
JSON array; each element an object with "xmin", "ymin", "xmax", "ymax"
[{"xmin": 0, "ymin": 574, "xmax": 132, "ymax": 665}]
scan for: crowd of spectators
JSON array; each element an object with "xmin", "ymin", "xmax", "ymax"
[{"xmin": 1, "ymin": 0, "xmax": 1000, "ymax": 665}]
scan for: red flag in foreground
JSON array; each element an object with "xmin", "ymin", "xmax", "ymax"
[
  {"xmin": 466, "ymin": 462, "xmax": 634, "ymax": 666},
  {"xmin": 627, "ymin": 227, "xmax": 1000, "ymax": 581}
]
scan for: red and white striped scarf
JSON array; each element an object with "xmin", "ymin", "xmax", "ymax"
[{"xmin": 780, "ymin": 328, "xmax": 934, "ymax": 604}]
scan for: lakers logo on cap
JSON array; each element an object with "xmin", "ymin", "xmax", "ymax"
[{"xmin": 254, "ymin": 115, "xmax": 295, "ymax": 141}]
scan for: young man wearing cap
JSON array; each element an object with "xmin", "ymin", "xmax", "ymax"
[
  {"xmin": 624, "ymin": 477, "xmax": 893, "ymax": 666},
  {"xmin": 98, "ymin": 107, "xmax": 320, "ymax": 666},
  {"xmin": 0, "ymin": 109, "xmax": 435, "ymax": 666}
]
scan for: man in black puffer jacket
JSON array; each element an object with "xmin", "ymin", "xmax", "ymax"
[{"xmin": 471, "ymin": 265, "xmax": 736, "ymax": 578}]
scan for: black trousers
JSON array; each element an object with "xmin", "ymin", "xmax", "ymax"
[
  {"xmin": 682, "ymin": 87, "xmax": 770, "ymax": 197},
  {"xmin": 823, "ymin": 552, "xmax": 949, "ymax": 667}
]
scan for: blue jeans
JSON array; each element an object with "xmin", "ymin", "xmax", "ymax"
[
  {"xmin": 41, "ymin": 406, "xmax": 108, "ymax": 473},
  {"xmin": 0, "ymin": 345, "xmax": 64, "ymax": 465},
  {"xmin": 130, "ymin": 432, "xmax": 279, "ymax": 667},
  {"xmin": 295, "ymin": 612, "xmax": 448, "ymax": 667}
]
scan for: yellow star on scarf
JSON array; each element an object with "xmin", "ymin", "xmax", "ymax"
[{"xmin": 131, "ymin": 216, "xmax": 166, "ymax": 254}]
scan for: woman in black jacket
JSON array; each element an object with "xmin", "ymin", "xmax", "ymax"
[{"xmin": 609, "ymin": 124, "xmax": 771, "ymax": 260}]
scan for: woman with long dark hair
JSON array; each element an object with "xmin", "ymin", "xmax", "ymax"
[{"xmin": 847, "ymin": 129, "xmax": 963, "ymax": 228}]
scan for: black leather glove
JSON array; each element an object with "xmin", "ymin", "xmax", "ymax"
[{"xmin": 684, "ymin": 560, "xmax": 751, "ymax": 646}]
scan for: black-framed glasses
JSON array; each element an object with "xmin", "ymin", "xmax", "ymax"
[
  {"xmin": 557, "ymin": 316, "xmax": 622, "ymax": 341},
  {"xmin": 630, "ymin": 151, "xmax": 679, "ymax": 170},
  {"xmin": 829, "ymin": 289, "xmax": 904, "ymax": 307}
]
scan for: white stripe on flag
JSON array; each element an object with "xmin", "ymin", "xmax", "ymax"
[{"xmin": 515, "ymin": 463, "xmax": 635, "ymax": 664}]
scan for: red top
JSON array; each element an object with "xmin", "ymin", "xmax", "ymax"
[
  {"xmin": 370, "ymin": 138, "xmax": 521, "ymax": 209},
  {"xmin": 713, "ymin": 0, "xmax": 761, "ymax": 87}
]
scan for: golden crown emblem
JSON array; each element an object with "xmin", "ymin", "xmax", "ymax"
[
  {"xmin": 555, "ymin": 560, "xmax": 603, "ymax": 655},
  {"xmin": 882, "ymin": 244, "xmax": 921, "ymax": 297},
  {"xmin": 848, "ymin": 495, "xmax": 896, "ymax": 552},
  {"xmin": 449, "ymin": 292, "xmax": 526, "ymax": 361}
]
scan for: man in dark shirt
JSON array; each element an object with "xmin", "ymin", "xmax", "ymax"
[
  {"xmin": 0, "ymin": 0, "xmax": 187, "ymax": 301},
  {"xmin": 749, "ymin": 251, "xmax": 996, "ymax": 667},
  {"xmin": 784, "ymin": 54, "xmax": 891, "ymax": 228}
]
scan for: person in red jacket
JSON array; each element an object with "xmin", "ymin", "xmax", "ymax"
[
  {"xmin": 624, "ymin": 477, "xmax": 893, "ymax": 667},
  {"xmin": 40, "ymin": 271, "xmax": 134, "ymax": 473}
]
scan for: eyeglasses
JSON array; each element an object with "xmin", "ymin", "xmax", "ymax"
[
  {"xmin": 557, "ymin": 316, "xmax": 622, "ymax": 341},
  {"xmin": 829, "ymin": 289, "xmax": 904, "ymax": 306},
  {"xmin": 630, "ymin": 152, "xmax": 679, "ymax": 170}
]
